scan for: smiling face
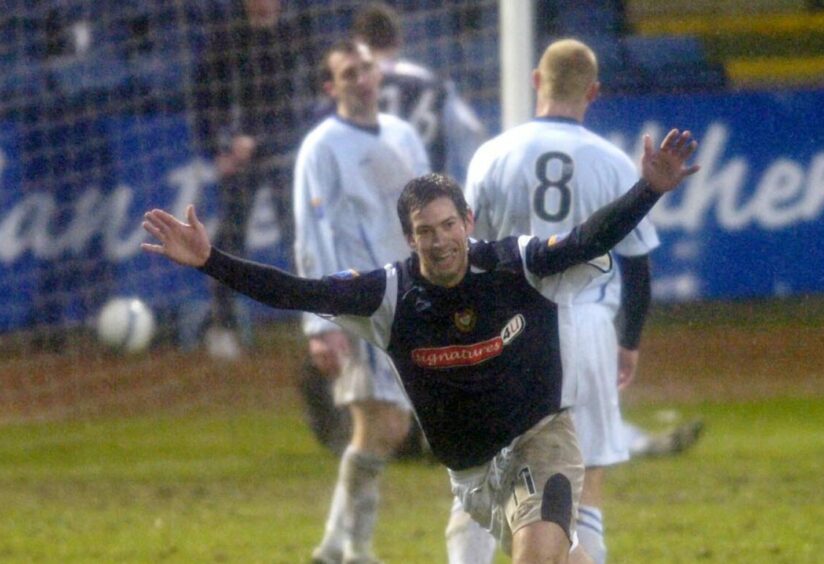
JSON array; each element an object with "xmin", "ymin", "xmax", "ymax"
[
  {"xmin": 407, "ymin": 196, "xmax": 474, "ymax": 288},
  {"xmin": 324, "ymin": 42, "xmax": 381, "ymax": 124}
]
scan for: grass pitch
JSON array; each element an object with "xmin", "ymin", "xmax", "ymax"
[
  {"xmin": 2, "ymin": 397, "xmax": 822, "ymax": 562},
  {"xmin": 1, "ymin": 297, "xmax": 823, "ymax": 562}
]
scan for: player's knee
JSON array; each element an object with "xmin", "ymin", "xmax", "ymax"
[
  {"xmin": 384, "ymin": 409, "xmax": 412, "ymax": 448},
  {"xmin": 541, "ymin": 473, "xmax": 573, "ymax": 540},
  {"xmin": 511, "ymin": 521, "xmax": 569, "ymax": 564},
  {"xmin": 375, "ymin": 404, "xmax": 410, "ymax": 441}
]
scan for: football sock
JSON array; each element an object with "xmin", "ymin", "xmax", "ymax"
[
  {"xmin": 577, "ymin": 504, "xmax": 606, "ymax": 564},
  {"xmin": 445, "ymin": 496, "xmax": 496, "ymax": 564},
  {"xmin": 316, "ymin": 458, "xmax": 348, "ymax": 556},
  {"xmin": 341, "ymin": 446, "xmax": 386, "ymax": 557}
]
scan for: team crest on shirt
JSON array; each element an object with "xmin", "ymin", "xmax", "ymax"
[
  {"xmin": 311, "ymin": 196, "xmax": 325, "ymax": 219},
  {"xmin": 453, "ymin": 308, "xmax": 476, "ymax": 333}
]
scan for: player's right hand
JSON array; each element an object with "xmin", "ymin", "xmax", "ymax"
[
  {"xmin": 141, "ymin": 205, "xmax": 211, "ymax": 267},
  {"xmin": 617, "ymin": 347, "xmax": 639, "ymax": 390},
  {"xmin": 308, "ymin": 331, "xmax": 352, "ymax": 378}
]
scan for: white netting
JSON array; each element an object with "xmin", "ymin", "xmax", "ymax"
[{"xmin": 0, "ymin": 0, "xmax": 500, "ymax": 422}]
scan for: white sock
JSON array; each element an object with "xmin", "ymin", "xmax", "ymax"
[
  {"xmin": 341, "ymin": 447, "xmax": 386, "ymax": 557},
  {"xmin": 577, "ymin": 504, "xmax": 606, "ymax": 564},
  {"xmin": 445, "ymin": 496, "xmax": 496, "ymax": 564},
  {"xmin": 317, "ymin": 456, "xmax": 349, "ymax": 555}
]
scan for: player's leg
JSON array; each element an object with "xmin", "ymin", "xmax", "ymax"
[
  {"xmin": 504, "ymin": 412, "xmax": 587, "ymax": 564},
  {"xmin": 206, "ymin": 168, "xmax": 255, "ymax": 359},
  {"xmin": 569, "ymin": 304, "xmax": 630, "ymax": 564},
  {"xmin": 628, "ymin": 418, "xmax": 704, "ymax": 458},
  {"xmin": 341, "ymin": 399, "xmax": 409, "ymax": 562},
  {"xmin": 312, "ymin": 342, "xmax": 410, "ymax": 564},
  {"xmin": 577, "ymin": 467, "xmax": 606, "ymax": 564},
  {"xmin": 298, "ymin": 358, "xmax": 351, "ymax": 456},
  {"xmin": 297, "ymin": 359, "xmax": 427, "ymax": 460},
  {"xmin": 622, "ymin": 420, "xmax": 653, "ymax": 455},
  {"xmin": 512, "ymin": 520, "xmax": 573, "ymax": 564},
  {"xmin": 445, "ymin": 496, "xmax": 497, "ymax": 564},
  {"xmin": 315, "ymin": 406, "xmax": 405, "ymax": 564}
]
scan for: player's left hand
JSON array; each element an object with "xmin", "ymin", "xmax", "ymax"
[
  {"xmin": 641, "ymin": 129, "xmax": 700, "ymax": 193},
  {"xmin": 141, "ymin": 205, "xmax": 211, "ymax": 267},
  {"xmin": 617, "ymin": 346, "xmax": 639, "ymax": 390},
  {"xmin": 308, "ymin": 330, "xmax": 352, "ymax": 378}
]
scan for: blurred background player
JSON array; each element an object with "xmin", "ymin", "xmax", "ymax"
[
  {"xmin": 299, "ymin": 0, "xmax": 489, "ymax": 460},
  {"xmin": 192, "ymin": 0, "xmax": 299, "ymax": 360},
  {"xmin": 352, "ymin": 1, "xmax": 486, "ymax": 185},
  {"xmin": 293, "ymin": 39, "xmax": 429, "ymax": 564},
  {"xmin": 451, "ymin": 38, "xmax": 703, "ymax": 564}
]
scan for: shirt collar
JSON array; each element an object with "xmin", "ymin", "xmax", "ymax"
[
  {"xmin": 533, "ymin": 115, "xmax": 581, "ymax": 126},
  {"xmin": 334, "ymin": 114, "xmax": 380, "ymax": 135}
]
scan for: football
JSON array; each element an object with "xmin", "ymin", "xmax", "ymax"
[{"xmin": 96, "ymin": 297, "xmax": 156, "ymax": 353}]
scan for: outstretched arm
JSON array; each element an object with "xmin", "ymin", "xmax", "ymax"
[
  {"xmin": 526, "ymin": 129, "xmax": 699, "ymax": 277},
  {"xmin": 141, "ymin": 206, "xmax": 385, "ymax": 318}
]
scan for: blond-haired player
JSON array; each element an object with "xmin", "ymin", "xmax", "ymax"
[{"xmin": 450, "ymin": 38, "xmax": 701, "ymax": 564}]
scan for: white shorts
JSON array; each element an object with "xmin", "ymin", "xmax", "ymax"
[
  {"xmin": 333, "ymin": 333, "xmax": 411, "ymax": 410},
  {"xmin": 448, "ymin": 411, "xmax": 584, "ymax": 556},
  {"xmin": 568, "ymin": 303, "xmax": 629, "ymax": 467}
]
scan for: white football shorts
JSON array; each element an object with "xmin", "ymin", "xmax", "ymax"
[
  {"xmin": 333, "ymin": 333, "xmax": 411, "ymax": 410},
  {"xmin": 568, "ymin": 303, "xmax": 630, "ymax": 467}
]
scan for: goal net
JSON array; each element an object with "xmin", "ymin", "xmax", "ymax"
[{"xmin": 0, "ymin": 0, "xmax": 501, "ymax": 422}]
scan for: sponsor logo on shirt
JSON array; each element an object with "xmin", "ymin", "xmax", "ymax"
[
  {"xmin": 501, "ymin": 314, "xmax": 525, "ymax": 345},
  {"xmin": 411, "ymin": 314, "xmax": 526, "ymax": 369}
]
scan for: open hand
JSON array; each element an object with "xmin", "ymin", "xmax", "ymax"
[
  {"xmin": 141, "ymin": 205, "xmax": 211, "ymax": 267},
  {"xmin": 308, "ymin": 330, "xmax": 352, "ymax": 378},
  {"xmin": 641, "ymin": 129, "xmax": 700, "ymax": 193}
]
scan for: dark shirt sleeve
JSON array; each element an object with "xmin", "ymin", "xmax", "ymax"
[
  {"xmin": 525, "ymin": 179, "xmax": 661, "ymax": 277},
  {"xmin": 199, "ymin": 248, "xmax": 386, "ymax": 317},
  {"xmin": 614, "ymin": 254, "xmax": 652, "ymax": 349}
]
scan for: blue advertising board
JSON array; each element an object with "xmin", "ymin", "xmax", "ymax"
[
  {"xmin": 587, "ymin": 89, "xmax": 824, "ymax": 301},
  {"xmin": 0, "ymin": 88, "xmax": 822, "ymax": 333},
  {"xmin": 0, "ymin": 113, "xmax": 290, "ymax": 332}
]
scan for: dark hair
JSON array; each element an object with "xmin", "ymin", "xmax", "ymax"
[
  {"xmin": 397, "ymin": 173, "xmax": 469, "ymax": 236},
  {"xmin": 352, "ymin": 2, "xmax": 401, "ymax": 50},
  {"xmin": 318, "ymin": 38, "xmax": 361, "ymax": 85}
]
